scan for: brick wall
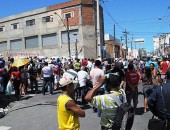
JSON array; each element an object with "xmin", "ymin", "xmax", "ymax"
[
  {"xmin": 47, "ymin": 0, "xmax": 93, "ymax": 11},
  {"xmin": 105, "ymin": 40, "xmax": 114, "ymax": 58},
  {"xmin": 62, "ymin": 8, "xmax": 79, "ymax": 26},
  {"xmin": 48, "ymin": 0, "xmax": 95, "ymax": 26},
  {"xmin": 82, "ymin": 7, "xmax": 94, "ymax": 25}
]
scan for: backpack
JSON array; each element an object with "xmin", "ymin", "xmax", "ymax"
[{"xmin": 108, "ymin": 89, "xmax": 132, "ymax": 127}]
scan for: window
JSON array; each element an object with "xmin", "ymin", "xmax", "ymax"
[
  {"xmin": 26, "ymin": 19, "xmax": 35, "ymax": 26},
  {"xmin": 42, "ymin": 16, "xmax": 53, "ymax": 23},
  {"xmin": 63, "ymin": 12, "xmax": 74, "ymax": 19},
  {"xmin": 11, "ymin": 23, "xmax": 18, "ymax": 29},
  {"xmin": 0, "ymin": 26, "xmax": 4, "ymax": 32}
]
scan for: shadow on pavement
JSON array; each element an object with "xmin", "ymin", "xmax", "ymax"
[
  {"xmin": 138, "ymin": 92, "xmax": 143, "ymax": 96},
  {"xmin": 135, "ymin": 107, "xmax": 144, "ymax": 115},
  {"xmin": 7, "ymin": 103, "xmax": 56, "ymax": 114},
  {"xmin": 0, "ymin": 94, "xmax": 17, "ymax": 109}
]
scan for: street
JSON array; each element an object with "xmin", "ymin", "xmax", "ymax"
[{"xmin": 0, "ymin": 82, "xmax": 152, "ymax": 130}]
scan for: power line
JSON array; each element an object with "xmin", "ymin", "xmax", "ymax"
[{"xmin": 102, "ymin": 2, "xmax": 124, "ymax": 31}]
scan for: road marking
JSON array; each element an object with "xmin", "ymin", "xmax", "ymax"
[{"xmin": 0, "ymin": 126, "xmax": 11, "ymax": 130}]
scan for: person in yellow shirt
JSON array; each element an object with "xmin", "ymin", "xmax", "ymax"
[{"xmin": 57, "ymin": 76, "xmax": 85, "ymax": 130}]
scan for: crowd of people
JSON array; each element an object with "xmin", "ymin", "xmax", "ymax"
[{"xmin": 0, "ymin": 54, "xmax": 170, "ymax": 129}]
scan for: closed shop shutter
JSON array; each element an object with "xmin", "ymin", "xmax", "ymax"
[
  {"xmin": 61, "ymin": 29, "xmax": 79, "ymax": 44},
  {"xmin": 10, "ymin": 39, "xmax": 22, "ymax": 50},
  {"xmin": 42, "ymin": 33, "xmax": 57, "ymax": 46},
  {"xmin": 25, "ymin": 36, "xmax": 38, "ymax": 49},
  {"xmin": 0, "ymin": 41, "xmax": 7, "ymax": 51}
]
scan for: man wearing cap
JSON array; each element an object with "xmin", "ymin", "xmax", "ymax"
[
  {"xmin": 85, "ymin": 73, "xmax": 126, "ymax": 130},
  {"xmin": 57, "ymin": 77, "xmax": 85, "ymax": 130}
]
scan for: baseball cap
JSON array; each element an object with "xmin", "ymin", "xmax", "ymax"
[{"xmin": 59, "ymin": 77, "xmax": 73, "ymax": 87}]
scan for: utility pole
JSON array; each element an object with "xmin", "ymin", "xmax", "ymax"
[
  {"xmin": 66, "ymin": 16, "xmax": 71, "ymax": 58},
  {"xmin": 123, "ymin": 29, "xmax": 128, "ymax": 59},
  {"xmin": 73, "ymin": 33, "xmax": 78, "ymax": 59},
  {"xmin": 131, "ymin": 35, "xmax": 133, "ymax": 58},
  {"xmin": 113, "ymin": 24, "xmax": 116, "ymax": 58},
  {"xmin": 159, "ymin": 36, "xmax": 161, "ymax": 56},
  {"xmin": 75, "ymin": 39, "xmax": 78, "ymax": 59},
  {"xmin": 97, "ymin": 0, "xmax": 101, "ymax": 59}
]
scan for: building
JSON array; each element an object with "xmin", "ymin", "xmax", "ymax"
[
  {"xmin": 0, "ymin": 0, "xmax": 104, "ymax": 59},
  {"xmin": 153, "ymin": 33, "xmax": 170, "ymax": 56},
  {"xmin": 104, "ymin": 34, "xmax": 123, "ymax": 59}
]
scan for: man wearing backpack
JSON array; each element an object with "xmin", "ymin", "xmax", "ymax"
[
  {"xmin": 125, "ymin": 64, "xmax": 140, "ymax": 109},
  {"xmin": 85, "ymin": 73, "xmax": 129, "ymax": 130}
]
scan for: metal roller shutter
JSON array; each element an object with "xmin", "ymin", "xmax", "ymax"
[
  {"xmin": 25, "ymin": 36, "xmax": 38, "ymax": 48},
  {"xmin": 10, "ymin": 39, "xmax": 22, "ymax": 50},
  {"xmin": 0, "ymin": 41, "xmax": 7, "ymax": 51},
  {"xmin": 42, "ymin": 33, "xmax": 57, "ymax": 46},
  {"xmin": 61, "ymin": 29, "xmax": 79, "ymax": 44}
]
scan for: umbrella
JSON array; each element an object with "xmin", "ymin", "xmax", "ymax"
[{"xmin": 12, "ymin": 58, "xmax": 30, "ymax": 67}]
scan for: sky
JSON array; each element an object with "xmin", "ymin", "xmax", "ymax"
[{"xmin": 0, "ymin": 0, "xmax": 170, "ymax": 52}]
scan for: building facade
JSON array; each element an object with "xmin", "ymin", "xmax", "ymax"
[
  {"xmin": 153, "ymin": 33, "xmax": 170, "ymax": 56},
  {"xmin": 0, "ymin": 0, "xmax": 104, "ymax": 59},
  {"xmin": 104, "ymin": 34, "xmax": 123, "ymax": 59}
]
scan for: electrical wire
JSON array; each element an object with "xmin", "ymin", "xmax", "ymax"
[{"xmin": 102, "ymin": 2, "xmax": 124, "ymax": 31}]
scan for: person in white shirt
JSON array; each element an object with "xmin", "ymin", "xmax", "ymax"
[
  {"xmin": 90, "ymin": 60, "xmax": 105, "ymax": 116},
  {"xmin": 77, "ymin": 66, "xmax": 90, "ymax": 103},
  {"xmin": 41, "ymin": 62, "xmax": 53, "ymax": 95}
]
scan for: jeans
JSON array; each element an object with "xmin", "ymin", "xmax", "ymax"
[
  {"xmin": 30, "ymin": 79, "xmax": 38, "ymax": 92},
  {"xmin": 126, "ymin": 91, "xmax": 138, "ymax": 108},
  {"xmin": 42, "ymin": 77, "xmax": 53, "ymax": 95}
]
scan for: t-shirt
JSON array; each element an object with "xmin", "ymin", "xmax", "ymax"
[
  {"xmin": 42, "ymin": 66, "xmax": 52, "ymax": 77},
  {"xmin": 82, "ymin": 59, "xmax": 88, "ymax": 67},
  {"xmin": 11, "ymin": 71, "xmax": 20, "ymax": 80},
  {"xmin": 74, "ymin": 62, "xmax": 81, "ymax": 70},
  {"xmin": 28, "ymin": 67, "xmax": 38, "ymax": 80},
  {"xmin": 161, "ymin": 61, "xmax": 168, "ymax": 74},
  {"xmin": 57, "ymin": 94, "xmax": 80, "ymax": 130},
  {"xmin": 77, "ymin": 70, "xmax": 90, "ymax": 87},
  {"xmin": 90, "ymin": 68, "xmax": 105, "ymax": 86},
  {"xmin": 125, "ymin": 70, "xmax": 140, "ymax": 92},
  {"xmin": 91, "ymin": 91, "xmax": 123, "ymax": 128}
]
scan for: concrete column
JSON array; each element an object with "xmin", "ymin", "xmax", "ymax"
[
  {"xmin": 7, "ymin": 39, "xmax": 10, "ymax": 51},
  {"xmin": 38, "ymin": 35, "xmax": 42, "ymax": 49},
  {"xmin": 22, "ymin": 38, "xmax": 25, "ymax": 50}
]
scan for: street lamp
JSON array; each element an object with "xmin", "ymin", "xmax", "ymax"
[
  {"xmin": 54, "ymin": 12, "xmax": 71, "ymax": 58},
  {"xmin": 66, "ymin": 14, "xmax": 71, "ymax": 58}
]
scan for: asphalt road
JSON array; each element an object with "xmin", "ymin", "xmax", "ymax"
[{"xmin": 0, "ymin": 82, "xmax": 152, "ymax": 130}]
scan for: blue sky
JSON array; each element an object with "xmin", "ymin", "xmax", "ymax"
[{"xmin": 0, "ymin": 0, "xmax": 170, "ymax": 52}]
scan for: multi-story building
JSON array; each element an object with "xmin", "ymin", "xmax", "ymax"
[
  {"xmin": 104, "ymin": 34, "xmax": 123, "ymax": 59},
  {"xmin": 0, "ymin": 0, "xmax": 104, "ymax": 59},
  {"xmin": 153, "ymin": 33, "xmax": 170, "ymax": 56}
]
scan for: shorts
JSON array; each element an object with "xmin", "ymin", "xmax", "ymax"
[
  {"xmin": 54, "ymin": 75, "xmax": 60, "ymax": 84},
  {"xmin": 143, "ymin": 85, "xmax": 153, "ymax": 98}
]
